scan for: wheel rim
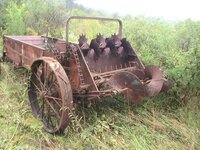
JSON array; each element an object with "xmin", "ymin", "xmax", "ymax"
[{"xmin": 28, "ymin": 57, "xmax": 73, "ymax": 133}]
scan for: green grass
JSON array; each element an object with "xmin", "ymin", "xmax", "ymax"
[
  {"xmin": 0, "ymin": 36, "xmax": 199, "ymax": 150},
  {"xmin": 0, "ymin": 62, "xmax": 199, "ymax": 150}
]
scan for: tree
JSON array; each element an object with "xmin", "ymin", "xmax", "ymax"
[
  {"xmin": 0, "ymin": 0, "xmax": 10, "ymax": 30},
  {"xmin": 5, "ymin": 1, "xmax": 27, "ymax": 35},
  {"xmin": 25, "ymin": 0, "xmax": 70, "ymax": 37}
]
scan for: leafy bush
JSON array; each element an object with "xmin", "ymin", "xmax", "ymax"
[
  {"xmin": 123, "ymin": 17, "xmax": 200, "ymax": 100},
  {"xmin": 4, "ymin": 1, "xmax": 27, "ymax": 35}
]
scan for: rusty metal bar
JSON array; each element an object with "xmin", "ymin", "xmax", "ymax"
[
  {"xmin": 66, "ymin": 16, "xmax": 123, "ymax": 42},
  {"xmin": 4, "ymin": 36, "xmax": 46, "ymax": 50},
  {"xmin": 93, "ymin": 66, "xmax": 137, "ymax": 78}
]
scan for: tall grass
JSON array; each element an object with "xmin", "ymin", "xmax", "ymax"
[{"xmin": 0, "ymin": 63, "xmax": 199, "ymax": 150}]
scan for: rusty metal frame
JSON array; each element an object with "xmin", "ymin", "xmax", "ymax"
[
  {"xmin": 66, "ymin": 16, "xmax": 123, "ymax": 42},
  {"xmin": 2, "ymin": 16, "xmax": 172, "ymax": 134}
]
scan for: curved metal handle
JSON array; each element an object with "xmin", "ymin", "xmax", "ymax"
[{"xmin": 66, "ymin": 16, "xmax": 123, "ymax": 42}]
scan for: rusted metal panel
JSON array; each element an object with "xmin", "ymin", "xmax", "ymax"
[
  {"xmin": 4, "ymin": 36, "xmax": 44, "ymax": 69},
  {"xmin": 23, "ymin": 44, "xmax": 43, "ymax": 68},
  {"xmin": 4, "ymin": 37, "xmax": 22, "ymax": 65},
  {"xmin": 76, "ymin": 45, "xmax": 98, "ymax": 91},
  {"xmin": 54, "ymin": 40, "xmax": 66, "ymax": 53},
  {"xmin": 144, "ymin": 65, "xmax": 165, "ymax": 97}
]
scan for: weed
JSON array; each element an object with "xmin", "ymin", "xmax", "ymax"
[{"xmin": 0, "ymin": 39, "xmax": 199, "ymax": 150}]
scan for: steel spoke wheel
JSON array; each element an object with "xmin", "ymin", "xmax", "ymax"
[{"xmin": 28, "ymin": 57, "xmax": 73, "ymax": 133}]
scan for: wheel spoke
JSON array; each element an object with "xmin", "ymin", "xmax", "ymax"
[
  {"xmin": 44, "ymin": 95, "xmax": 62, "ymax": 107},
  {"xmin": 47, "ymin": 102, "xmax": 52, "ymax": 128},
  {"xmin": 28, "ymin": 58, "xmax": 73, "ymax": 133},
  {"xmin": 40, "ymin": 98, "xmax": 45, "ymax": 119},
  {"xmin": 33, "ymin": 72, "xmax": 45, "ymax": 92},
  {"xmin": 42, "ymin": 62, "xmax": 48, "ymax": 88},
  {"xmin": 46, "ymin": 72, "xmax": 56, "ymax": 91},
  {"xmin": 46, "ymin": 100, "xmax": 59, "ymax": 129},
  {"xmin": 46, "ymin": 100, "xmax": 61, "ymax": 120}
]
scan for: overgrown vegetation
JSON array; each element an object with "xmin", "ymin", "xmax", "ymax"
[
  {"xmin": 0, "ymin": 0, "xmax": 199, "ymax": 149},
  {"xmin": 0, "ymin": 64, "xmax": 199, "ymax": 149}
]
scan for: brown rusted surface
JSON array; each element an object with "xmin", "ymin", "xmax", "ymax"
[
  {"xmin": 161, "ymin": 79, "xmax": 173, "ymax": 92},
  {"xmin": 84, "ymin": 38, "xmax": 140, "ymax": 73},
  {"xmin": 28, "ymin": 57, "xmax": 73, "ymax": 133},
  {"xmin": 108, "ymin": 71, "xmax": 145, "ymax": 104},
  {"xmin": 75, "ymin": 45, "xmax": 99, "ymax": 91},
  {"xmin": 3, "ymin": 36, "xmax": 44, "ymax": 68},
  {"xmin": 130, "ymin": 69, "xmax": 146, "ymax": 80},
  {"xmin": 144, "ymin": 65, "xmax": 165, "ymax": 96}
]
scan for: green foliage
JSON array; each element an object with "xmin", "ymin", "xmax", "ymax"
[
  {"xmin": 174, "ymin": 20, "xmax": 200, "ymax": 91},
  {"xmin": 0, "ymin": 0, "xmax": 9, "ymax": 30},
  {"xmin": 1, "ymin": 0, "xmax": 74, "ymax": 38},
  {"xmin": 25, "ymin": 0, "xmax": 69, "ymax": 38},
  {"xmin": 0, "ymin": 66, "xmax": 199, "ymax": 149},
  {"xmin": 68, "ymin": 19, "xmax": 119, "ymax": 42},
  {"xmin": 5, "ymin": 1, "xmax": 27, "ymax": 35},
  {"xmin": 175, "ymin": 19, "xmax": 200, "ymax": 51},
  {"xmin": 123, "ymin": 17, "xmax": 200, "ymax": 98},
  {"xmin": 123, "ymin": 17, "xmax": 175, "ymax": 65}
]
